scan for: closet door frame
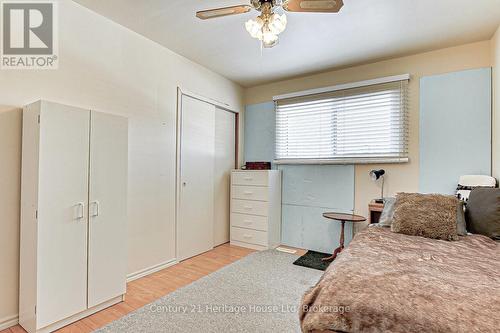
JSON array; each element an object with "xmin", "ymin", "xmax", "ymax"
[{"xmin": 175, "ymin": 87, "xmax": 239, "ymax": 261}]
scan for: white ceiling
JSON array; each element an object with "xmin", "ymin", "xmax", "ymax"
[{"xmin": 73, "ymin": 0, "xmax": 500, "ymax": 87}]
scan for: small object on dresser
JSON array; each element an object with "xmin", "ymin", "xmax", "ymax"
[{"xmin": 243, "ymin": 162, "xmax": 271, "ymax": 170}]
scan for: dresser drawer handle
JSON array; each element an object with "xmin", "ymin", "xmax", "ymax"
[
  {"xmin": 244, "ymin": 206, "xmax": 253, "ymax": 210},
  {"xmin": 243, "ymin": 234, "xmax": 252, "ymax": 239},
  {"xmin": 243, "ymin": 177, "xmax": 253, "ymax": 181},
  {"xmin": 243, "ymin": 191, "xmax": 253, "ymax": 195},
  {"xmin": 244, "ymin": 220, "xmax": 253, "ymax": 225}
]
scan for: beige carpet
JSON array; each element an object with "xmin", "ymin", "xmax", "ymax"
[{"xmin": 95, "ymin": 250, "xmax": 322, "ymax": 333}]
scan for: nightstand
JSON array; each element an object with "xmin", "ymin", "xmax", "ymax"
[{"xmin": 368, "ymin": 201, "xmax": 385, "ymax": 224}]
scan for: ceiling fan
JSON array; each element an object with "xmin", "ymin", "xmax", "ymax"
[{"xmin": 196, "ymin": 0, "xmax": 344, "ymax": 48}]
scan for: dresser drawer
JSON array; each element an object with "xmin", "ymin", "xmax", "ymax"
[
  {"xmin": 231, "ymin": 227, "xmax": 268, "ymax": 246},
  {"xmin": 231, "ymin": 213, "xmax": 268, "ymax": 231},
  {"xmin": 231, "ymin": 199, "xmax": 268, "ymax": 216},
  {"xmin": 231, "ymin": 186, "xmax": 268, "ymax": 201},
  {"xmin": 231, "ymin": 172, "xmax": 268, "ymax": 186}
]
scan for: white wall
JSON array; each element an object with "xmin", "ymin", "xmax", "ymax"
[
  {"xmin": 0, "ymin": 0, "xmax": 243, "ymax": 326},
  {"xmin": 0, "ymin": 107, "xmax": 22, "ymax": 329},
  {"xmin": 492, "ymin": 25, "xmax": 500, "ymax": 180}
]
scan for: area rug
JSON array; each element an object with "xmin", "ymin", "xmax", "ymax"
[
  {"xmin": 95, "ymin": 250, "xmax": 323, "ymax": 333},
  {"xmin": 293, "ymin": 250, "xmax": 332, "ymax": 271}
]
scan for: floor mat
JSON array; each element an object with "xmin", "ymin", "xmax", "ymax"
[{"xmin": 292, "ymin": 250, "xmax": 331, "ymax": 271}]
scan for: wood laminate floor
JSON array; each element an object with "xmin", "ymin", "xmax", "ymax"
[{"xmin": 3, "ymin": 244, "xmax": 256, "ymax": 333}]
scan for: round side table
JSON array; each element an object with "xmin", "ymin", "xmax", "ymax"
[{"xmin": 322, "ymin": 212, "xmax": 366, "ymax": 261}]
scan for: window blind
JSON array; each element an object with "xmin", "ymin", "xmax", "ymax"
[{"xmin": 275, "ymin": 80, "xmax": 409, "ymax": 164}]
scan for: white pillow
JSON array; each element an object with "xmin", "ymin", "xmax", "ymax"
[{"xmin": 456, "ymin": 175, "xmax": 496, "ymax": 203}]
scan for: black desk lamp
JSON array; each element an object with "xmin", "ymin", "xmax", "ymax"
[{"xmin": 370, "ymin": 169, "xmax": 385, "ymax": 203}]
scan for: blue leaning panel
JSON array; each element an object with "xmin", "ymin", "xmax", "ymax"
[
  {"xmin": 420, "ymin": 68, "xmax": 492, "ymax": 194},
  {"xmin": 244, "ymin": 102, "xmax": 276, "ymax": 162},
  {"xmin": 281, "ymin": 205, "xmax": 353, "ymax": 254},
  {"xmin": 279, "ymin": 164, "xmax": 355, "ymax": 209},
  {"xmin": 279, "ymin": 164, "xmax": 355, "ymax": 252}
]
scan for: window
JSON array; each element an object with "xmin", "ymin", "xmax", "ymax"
[{"xmin": 275, "ymin": 77, "xmax": 409, "ymax": 164}]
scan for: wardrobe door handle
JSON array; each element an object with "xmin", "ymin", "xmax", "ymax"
[
  {"xmin": 76, "ymin": 202, "xmax": 85, "ymax": 220},
  {"xmin": 91, "ymin": 201, "xmax": 100, "ymax": 217}
]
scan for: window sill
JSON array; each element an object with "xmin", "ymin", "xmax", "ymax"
[{"xmin": 273, "ymin": 158, "xmax": 409, "ymax": 165}]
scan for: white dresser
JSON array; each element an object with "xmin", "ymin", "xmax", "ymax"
[{"xmin": 230, "ymin": 170, "xmax": 282, "ymax": 250}]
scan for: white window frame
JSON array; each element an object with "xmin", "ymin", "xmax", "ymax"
[{"xmin": 273, "ymin": 74, "xmax": 410, "ymax": 165}]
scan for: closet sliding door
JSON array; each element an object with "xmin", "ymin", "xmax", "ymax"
[
  {"xmin": 87, "ymin": 111, "xmax": 128, "ymax": 308},
  {"xmin": 178, "ymin": 96, "xmax": 216, "ymax": 261},
  {"xmin": 177, "ymin": 97, "xmax": 236, "ymax": 260}
]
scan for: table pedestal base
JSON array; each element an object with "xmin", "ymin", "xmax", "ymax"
[
  {"xmin": 321, "ymin": 245, "xmax": 344, "ymax": 262},
  {"xmin": 322, "ymin": 220, "xmax": 346, "ymax": 262}
]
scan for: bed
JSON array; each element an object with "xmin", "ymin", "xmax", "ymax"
[{"xmin": 299, "ymin": 227, "xmax": 500, "ymax": 333}]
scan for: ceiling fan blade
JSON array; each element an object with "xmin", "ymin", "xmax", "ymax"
[
  {"xmin": 196, "ymin": 5, "xmax": 252, "ymax": 20},
  {"xmin": 283, "ymin": 0, "xmax": 344, "ymax": 13}
]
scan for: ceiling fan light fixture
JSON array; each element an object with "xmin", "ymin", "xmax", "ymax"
[
  {"xmin": 268, "ymin": 13, "xmax": 287, "ymax": 34},
  {"xmin": 245, "ymin": 17, "xmax": 264, "ymax": 39},
  {"xmin": 262, "ymin": 39, "xmax": 278, "ymax": 48},
  {"xmin": 262, "ymin": 28, "xmax": 279, "ymax": 48},
  {"xmin": 245, "ymin": 4, "xmax": 287, "ymax": 48}
]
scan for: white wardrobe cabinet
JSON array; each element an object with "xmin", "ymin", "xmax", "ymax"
[{"xmin": 20, "ymin": 100, "xmax": 128, "ymax": 333}]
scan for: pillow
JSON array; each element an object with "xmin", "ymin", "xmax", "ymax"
[
  {"xmin": 378, "ymin": 197, "xmax": 396, "ymax": 227},
  {"xmin": 391, "ymin": 193, "xmax": 459, "ymax": 241},
  {"xmin": 466, "ymin": 188, "xmax": 500, "ymax": 240}
]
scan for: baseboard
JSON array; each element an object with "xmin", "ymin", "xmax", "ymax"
[
  {"xmin": 0, "ymin": 314, "xmax": 19, "ymax": 330},
  {"xmin": 127, "ymin": 259, "xmax": 178, "ymax": 283}
]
